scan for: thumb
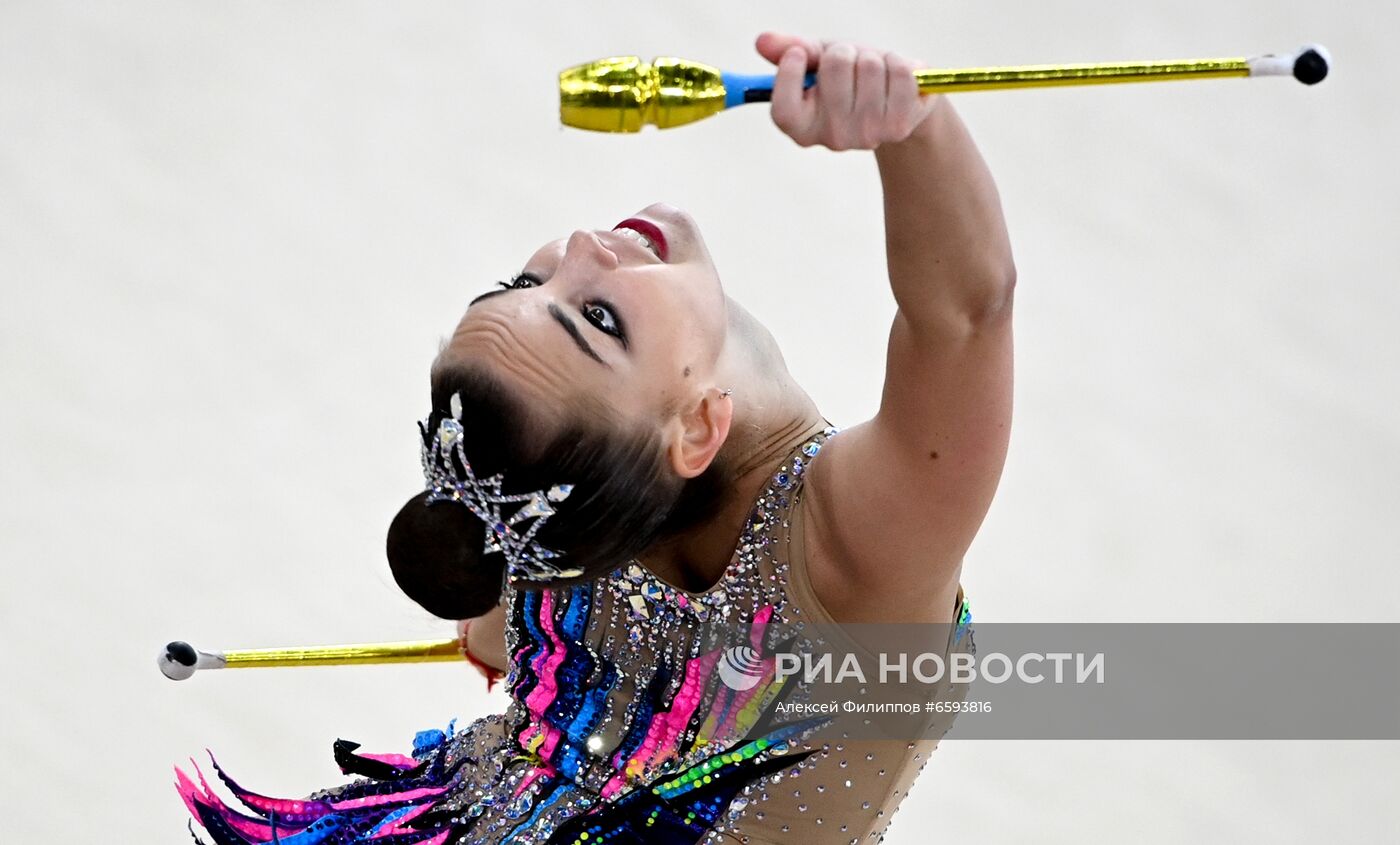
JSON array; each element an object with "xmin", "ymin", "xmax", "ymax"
[{"xmin": 755, "ymin": 31, "xmax": 822, "ymax": 69}]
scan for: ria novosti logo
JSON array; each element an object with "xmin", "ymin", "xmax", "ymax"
[{"xmin": 717, "ymin": 645, "xmax": 768, "ymax": 691}]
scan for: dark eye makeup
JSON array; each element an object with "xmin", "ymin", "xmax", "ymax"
[
  {"xmin": 473, "ymin": 271, "xmax": 628, "ymax": 351},
  {"xmin": 583, "ymin": 301, "xmax": 627, "ymax": 349},
  {"xmin": 496, "ymin": 272, "xmax": 542, "ymax": 291}
]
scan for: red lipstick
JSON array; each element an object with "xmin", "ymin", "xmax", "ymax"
[{"xmin": 613, "ymin": 218, "xmax": 668, "ymax": 262}]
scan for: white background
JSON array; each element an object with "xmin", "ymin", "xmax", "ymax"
[{"xmin": 2, "ymin": 2, "xmax": 1397, "ymax": 841}]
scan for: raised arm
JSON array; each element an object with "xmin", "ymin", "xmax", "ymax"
[{"xmin": 756, "ymin": 33, "xmax": 1015, "ymax": 621}]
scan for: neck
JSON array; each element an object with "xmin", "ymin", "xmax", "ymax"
[{"xmin": 638, "ymin": 300, "xmax": 823, "ymax": 591}]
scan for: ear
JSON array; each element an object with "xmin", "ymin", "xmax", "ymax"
[{"xmin": 666, "ymin": 388, "xmax": 734, "ymax": 479}]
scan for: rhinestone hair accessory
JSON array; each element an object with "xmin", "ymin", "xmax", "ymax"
[{"xmin": 419, "ymin": 392, "xmax": 581, "ymax": 582}]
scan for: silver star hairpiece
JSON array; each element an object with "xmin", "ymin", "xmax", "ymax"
[{"xmin": 419, "ymin": 393, "xmax": 582, "ymax": 582}]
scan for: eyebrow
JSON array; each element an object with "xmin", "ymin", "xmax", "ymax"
[{"xmin": 548, "ymin": 302, "xmax": 608, "ymax": 367}]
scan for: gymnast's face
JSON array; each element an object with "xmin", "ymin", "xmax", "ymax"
[{"xmin": 439, "ymin": 203, "xmax": 730, "ymax": 447}]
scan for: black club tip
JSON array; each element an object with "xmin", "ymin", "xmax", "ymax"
[
  {"xmin": 165, "ymin": 640, "xmax": 198, "ymax": 667},
  {"xmin": 1293, "ymin": 49, "xmax": 1329, "ymax": 85}
]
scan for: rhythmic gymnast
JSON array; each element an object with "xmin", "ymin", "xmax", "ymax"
[{"xmin": 178, "ymin": 31, "xmax": 1015, "ymax": 844}]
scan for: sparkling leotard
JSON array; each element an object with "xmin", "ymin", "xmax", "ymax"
[{"xmin": 178, "ymin": 425, "xmax": 974, "ymax": 844}]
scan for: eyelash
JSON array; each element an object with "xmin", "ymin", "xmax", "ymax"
[
  {"xmin": 494, "ymin": 271, "xmax": 628, "ymax": 348},
  {"xmin": 497, "ymin": 272, "xmax": 541, "ymax": 291},
  {"xmin": 583, "ymin": 300, "xmax": 627, "ymax": 347}
]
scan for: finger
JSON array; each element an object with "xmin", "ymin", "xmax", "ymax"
[
  {"xmin": 771, "ymin": 46, "xmax": 817, "ymax": 138},
  {"xmin": 818, "ymin": 42, "xmax": 858, "ymax": 119},
  {"xmin": 886, "ymin": 53, "xmax": 921, "ymax": 138},
  {"xmin": 755, "ymin": 31, "xmax": 823, "ymax": 69},
  {"xmin": 852, "ymin": 48, "xmax": 888, "ymax": 146}
]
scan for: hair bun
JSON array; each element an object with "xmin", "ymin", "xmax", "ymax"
[{"xmin": 386, "ymin": 491, "xmax": 504, "ymax": 620}]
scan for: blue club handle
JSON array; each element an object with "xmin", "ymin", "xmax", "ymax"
[{"xmin": 721, "ymin": 71, "xmax": 818, "ymax": 108}]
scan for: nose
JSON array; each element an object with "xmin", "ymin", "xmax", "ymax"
[{"xmin": 563, "ymin": 229, "xmax": 619, "ymax": 271}]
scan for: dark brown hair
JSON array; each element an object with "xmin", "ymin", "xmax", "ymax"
[{"xmin": 386, "ymin": 364, "xmax": 725, "ymax": 619}]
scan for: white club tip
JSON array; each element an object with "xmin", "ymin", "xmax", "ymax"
[
  {"xmin": 159, "ymin": 642, "xmax": 197, "ymax": 680},
  {"xmin": 158, "ymin": 641, "xmax": 225, "ymax": 680},
  {"xmin": 1249, "ymin": 44, "xmax": 1331, "ymax": 85}
]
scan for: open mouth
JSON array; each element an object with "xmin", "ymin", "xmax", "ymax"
[{"xmin": 613, "ymin": 218, "xmax": 668, "ymax": 262}]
